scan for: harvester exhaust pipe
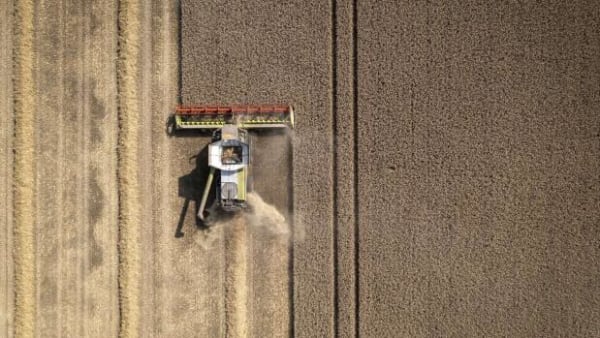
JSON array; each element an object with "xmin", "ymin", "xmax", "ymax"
[{"xmin": 198, "ymin": 167, "xmax": 216, "ymax": 221}]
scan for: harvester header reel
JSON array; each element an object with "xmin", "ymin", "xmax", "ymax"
[{"xmin": 170, "ymin": 104, "xmax": 294, "ymax": 132}]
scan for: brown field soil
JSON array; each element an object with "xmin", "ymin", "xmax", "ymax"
[{"xmin": 4, "ymin": 1, "xmax": 600, "ymax": 338}]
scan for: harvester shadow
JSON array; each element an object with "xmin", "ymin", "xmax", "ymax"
[{"xmin": 175, "ymin": 144, "xmax": 215, "ymax": 237}]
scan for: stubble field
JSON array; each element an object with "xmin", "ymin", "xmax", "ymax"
[{"xmin": 2, "ymin": 1, "xmax": 600, "ymax": 337}]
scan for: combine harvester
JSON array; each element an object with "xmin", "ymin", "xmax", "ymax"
[{"xmin": 168, "ymin": 104, "xmax": 294, "ymax": 224}]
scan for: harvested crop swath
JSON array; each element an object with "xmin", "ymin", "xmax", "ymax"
[{"xmin": 117, "ymin": 0, "xmax": 141, "ymax": 337}]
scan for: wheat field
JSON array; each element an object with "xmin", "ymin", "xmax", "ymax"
[{"xmin": 2, "ymin": 1, "xmax": 600, "ymax": 337}]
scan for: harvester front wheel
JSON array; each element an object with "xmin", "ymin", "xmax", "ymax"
[{"xmin": 166, "ymin": 116, "xmax": 175, "ymax": 136}]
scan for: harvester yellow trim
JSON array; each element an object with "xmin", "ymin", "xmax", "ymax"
[{"xmin": 237, "ymin": 168, "xmax": 246, "ymax": 201}]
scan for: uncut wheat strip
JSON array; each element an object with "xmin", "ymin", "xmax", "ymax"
[
  {"xmin": 117, "ymin": 0, "xmax": 141, "ymax": 337},
  {"xmin": 12, "ymin": 0, "xmax": 35, "ymax": 337}
]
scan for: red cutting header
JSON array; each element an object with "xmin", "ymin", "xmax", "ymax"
[{"xmin": 176, "ymin": 104, "xmax": 291, "ymax": 115}]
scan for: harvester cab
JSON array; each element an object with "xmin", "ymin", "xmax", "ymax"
[{"xmin": 168, "ymin": 104, "xmax": 294, "ymax": 225}]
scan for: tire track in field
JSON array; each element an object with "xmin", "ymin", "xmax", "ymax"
[
  {"xmin": 84, "ymin": 0, "xmax": 120, "ymax": 335},
  {"xmin": 352, "ymin": 3, "xmax": 359, "ymax": 335},
  {"xmin": 13, "ymin": 0, "xmax": 36, "ymax": 337},
  {"xmin": 332, "ymin": 0, "xmax": 359, "ymax": 336},
  {"xmin": 55, "ymin": 1, "xmax": 65, "ymax": 333},
  {"xmin": 57, "ymin": 2, "xmax": 87, "ymax": 334},
  {"xmin": 60, "ymin": 2, "xmax": 86, "ymax": 335},
  {"xmin": 80, "ymin": 3, "xmax": 91, "ymax": 334},
  {"xmin": 117, "ymin": 0, "xmax": 141, "ymax": 337},
  {"xmin": 33, "ymin": 0, "xmax": 65, "ymax": 335},
  {"xmin": 331, "ymin": 1, "xmax": 340, "ymax": 336}
]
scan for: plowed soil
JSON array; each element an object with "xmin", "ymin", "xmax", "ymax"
[{"xmin": 3, "ymin": 1, "xmax": 600, "ymax": 338}]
